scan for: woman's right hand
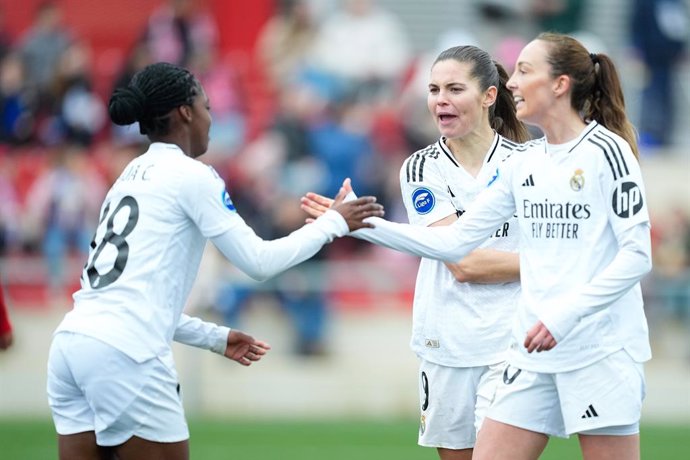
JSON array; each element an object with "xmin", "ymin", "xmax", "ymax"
[
  {"xmin": 300, "ymin": 178, "xmax": 353, "ymax": 222},
  {"xmin": 302, "ymin": 179, "xmax": 382, "ymax": 231}
]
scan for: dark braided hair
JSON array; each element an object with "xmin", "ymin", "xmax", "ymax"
[
  {"xmin": 433, "ymin": 46, "xmax": 530, "ymax": 143},
  {"xmin": 108, "ymin": 62, "xmax": 200, "ymax": 136}
]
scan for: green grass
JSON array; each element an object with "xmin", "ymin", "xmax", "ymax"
[{"xmin": 1, "ymin": 418, "xmax": 688, "ymax": 459}]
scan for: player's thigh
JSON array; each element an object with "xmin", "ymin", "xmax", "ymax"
[
  {"xmin": 578, "ymin": 433, "xmax": 640, "ymax": 460},
  {"xmin": 418, "ymin": 360, "xmax": 486, "ymax": 450},
  {"xmin": 473, "ymin": 418, "xmax": 548, "ymax": 460},
  {"xmin": 58, "ymin": 431, "xmax": 114, "ymax": 460},
  {"xmin": 113, "ymin": 436, "xmax": 189, "ymax": 460}
]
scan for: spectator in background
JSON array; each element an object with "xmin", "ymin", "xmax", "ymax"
[
  {"xmin": 0, "ymin": 279, "xmax": 11, "ymax": 350},
  {"xmin": 631, "ymin": 0, "xmax": 689, "ymax": 147},
  {"xmin": 42, "ymin": 40, "xmax": 106, "ymax": 146},
  {"xmin": 17, "ymin": 1, "xmax": 72, "ymax": 110},
  {"xmin": 0, "ymin": 163, "xmax": 21, "ymax": 255},
  {"xmin": 109, "ymin": 43, "xmax": 153, "ymax": 146},
  {"xmin": 0, "ymin": 53, "xmax": 36, "ymax": 144},
  {"xmin": 256, "ymin": 0, "xmax": 318, "ymax": 92},
  {"xmin": 140, "ymin": 0, "xmax": 218, "ymax": 68},
  {"xmin": 308, "ymin": 0, "xmax": 411, "ymax": 103},
  {"xmin": 528, "ymin": 0, "xmax": 585, "ymax": 34},
  {"xmin": 0, "ymin": 4, "xmax": 13, "ymax": 61},
  {"xmin": 24, "ymin": 146, "xmax": 106, "ymax": 300},
  {"xmin": 189, "ymin": 47, "xmax": 247, "ymax": 158}
]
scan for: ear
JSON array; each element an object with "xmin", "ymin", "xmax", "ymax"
[
  {"xmin": 178, "ymin": 105, "xmax": 193, "ymax": 123},
  {"xmin": 553, "ymin": 75, "xmax": 571, "ymax": 98},
  {"xmin": 483, "ymin": 86, "xmax": 498, "ymax": 108}
]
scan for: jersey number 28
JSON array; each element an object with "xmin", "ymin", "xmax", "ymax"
[{"xmin": 84, "ymin": 196, "xmax": 139, "ymax": 289}]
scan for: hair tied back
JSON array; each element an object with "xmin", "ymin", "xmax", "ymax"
[{"xmin": 109, "ymin": 84, "xmax": 148, "ymax": 126}]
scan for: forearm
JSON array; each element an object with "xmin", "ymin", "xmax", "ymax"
[
  {"xmin": 445, "ymin": 249, "xmax": 520, "ymax": 284},
  {"xmin": 174, "ymin": 313, "xmax": 229, "ymax": 355},
  {"xmin": 212, "ymin": 210, "xmax": 348, "ymax": 281},
  {"xmin": 352, "ymin": 213, "xmax": 505, "ymax": 263},
  {"xmin": 541, "ymin": 223, "xmax": 652, "ymax": 341}
]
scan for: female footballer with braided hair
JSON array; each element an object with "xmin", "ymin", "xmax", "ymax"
[{"xmin": 46, "ymin": 62, "xmax": 384, "ymax": 460}]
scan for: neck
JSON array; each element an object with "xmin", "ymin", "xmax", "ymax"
[
  {"xmin": 445, "ymin": 126, "xmax": 495, "ymax": 175},
  {"xmin": 539, "ymin": 109, "xmax": 587, "ymax": 145}
]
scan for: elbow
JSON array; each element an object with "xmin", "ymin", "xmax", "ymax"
[{"xmin": 641, "ymin": 251, "xmax": 653, "ymax": 276}]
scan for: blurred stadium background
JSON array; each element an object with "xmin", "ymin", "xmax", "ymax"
[{"xmin": 0, "ymin": 0, "xmax": 688, "ymax": 456}]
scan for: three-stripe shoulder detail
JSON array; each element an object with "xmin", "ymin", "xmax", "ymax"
[
  {"xmin": 587, "ymin": 131, "xmax": 630, "ymax": 180},
  {"xmin": 404, "ymin": 144, "xmax": 440, "ymax": 183}
]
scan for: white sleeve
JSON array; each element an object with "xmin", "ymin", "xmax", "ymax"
[
  {"xmin": 174, "ymin": 313, "xmax": 230, "ymax": 355},
  {"xmin": 353, "ymin": 166, "xmax": 517, "ymax": 262},
  {"xmin": 540, "ymin": 222, "xmax": 652, "ymax": 342},
  {"xmin": 211, "ymin": 209, "xmax": 348, "ymax": 281},
  {"xmin": 399, "ymin": 153, "xmax": 457, "ymax": 226}
]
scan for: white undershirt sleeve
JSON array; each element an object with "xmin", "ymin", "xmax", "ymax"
[
  {"xmin": 211, "ymin": 209, "xmax": 348, "ymax": 281},
  {"xmin": 539, "ymin": 222, "xmax": 652, "ymax": 342},
  {"xmin": 174, "ymin": 313, "xmax": 230, "ymax": 355}
]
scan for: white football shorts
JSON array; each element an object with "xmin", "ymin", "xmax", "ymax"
[
  {"xmin": 47, "ymin": 331, "xmax": 189, "ymax": 446},
  {"xmin": 418, "ymin": 359, "xmax": 504, "ymax": 450},
  {"xmin": 487, "ymin": 349, "xmax": 646, "ymax": 438}
]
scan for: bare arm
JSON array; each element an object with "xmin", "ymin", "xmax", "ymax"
[{"xmin": 430, "ymin": 214, "xmax": 520, "ymax": 284}]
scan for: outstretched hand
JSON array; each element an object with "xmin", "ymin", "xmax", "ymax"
[
  {"xmin": 524, "ymin": 321, "xmax": 557, "ymax": 353},
  {"xmin": 224, "ymin": 330, "xmax": 271, "ymax": 366},
  {"xmin": 300, "ymin": 178, "xmax": 355, "ymax": 223},
  {"xmin": 309, "ymin": 179, "xmax": 382, "ymax": 231}
]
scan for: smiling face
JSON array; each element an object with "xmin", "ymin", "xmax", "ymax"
[
  {"xmin": 427, "ymin": 59, "xmax": 495, "ymax": 140},
  {"xmin": 507, "ymin": 39, "xmax": 558, "ymax": 128}
]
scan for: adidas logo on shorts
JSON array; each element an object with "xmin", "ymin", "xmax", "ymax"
[{"xmin": 581, "ymin": 404, "xmax": 599, "ymax": 418}]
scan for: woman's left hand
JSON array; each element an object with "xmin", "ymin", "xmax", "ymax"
[{"xmin": 524, "ymin": 321, "xmax": 557, "ymax": 353}]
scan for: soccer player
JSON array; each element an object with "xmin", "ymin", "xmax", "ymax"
[
  {"xmin": 330, "ymin": 33, "xmax": 651, "ymax": 460},
  {"xmin": 46, "ymin": 62, "xmax": 384, "ymax": 460},
  {"xmin": 302, "ymin": 45, "xmax": 530, "ymax": 460},
  {"xmin": 0, "ymin": 280, "xmax": 12, "ymax": 350}
]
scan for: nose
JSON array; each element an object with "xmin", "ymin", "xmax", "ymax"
[
  {"xmin": 435, "ymin": 89, "xmax": 450, "ymax": 105},
  {"xmin": 506, "ymin": 73, "xmax": 517, "ymax": 91}
]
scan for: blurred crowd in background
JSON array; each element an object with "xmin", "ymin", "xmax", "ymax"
[{"xmin": 0, "ymin": 0, "xmax": 688, "ymax": 357}]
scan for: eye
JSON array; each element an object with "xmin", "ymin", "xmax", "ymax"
[{"xmin": 428, "ymin": 87, "xmax": 439, "ymax": 95}]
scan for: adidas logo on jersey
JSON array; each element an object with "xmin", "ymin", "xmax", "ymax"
[
  {"xmin": 581, "ymin": 404, "xmax": 599, "ymax": 419},
  {"xmin": 424, "ymin": 339, "xmax": 439, "ymax": 348},
  {"xmin": 521, "ymin": 174, "xmax": 535, "ymax": 186}
]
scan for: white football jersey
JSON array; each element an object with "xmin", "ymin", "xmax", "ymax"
[
  {"xmin": 400, "ymin": 133, "xmax": 520, "ymax": 367},
  {"xmin": 356, "ymin": 121, "xmax": 652, "ymax": 372},
  {"xmin": 56, "ymin": 142, "xmax": 347, "ymax": 363}
]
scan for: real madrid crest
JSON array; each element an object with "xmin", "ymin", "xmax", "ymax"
[
  {"xmin": 420, "ymin": 414, "xmax": 426, "ymax": 435},
  {"xmin": 570, "ymin": 169, "xmax": 585, "ymax": 191}
]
